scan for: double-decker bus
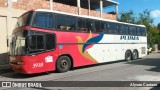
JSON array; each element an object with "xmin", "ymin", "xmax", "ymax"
[{"xmin": 9, "ymin": 9, "xmax": 147, "ymax": 74}]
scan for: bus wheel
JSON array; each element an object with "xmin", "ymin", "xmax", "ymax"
[
  {"xmin": 132, "ymin": 50, "xmax": 138, "ymax": 60},
  {"xmin": 56, "ymin": 56, "xmax": 71, "ymax": 73},
  {"xmin": 125, "ymin": 50, "xmax": 132, "ymax": 61}
]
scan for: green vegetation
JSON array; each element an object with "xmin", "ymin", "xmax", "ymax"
[{"xmin": 119, "ymin": 9, "xmax": 160, "ymax": 48}]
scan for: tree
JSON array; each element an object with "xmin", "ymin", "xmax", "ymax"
[
  {"xmin": 137, "ymin": 9, "xmax": 154, "ymax": 32},
  {"xmin": 118, "ymin": 10, "xmax": 136, "ymax": 24},
  {"xmin": 148, "ymin": 28, "xmax": 159, "ymax": 46},
  {"xmin": 136, "ymin": 10, "xmax": 158, "ymax": 46},
  {"xmin": 157, "ymin": 23, "xmax": 160, "ymax": 30}
]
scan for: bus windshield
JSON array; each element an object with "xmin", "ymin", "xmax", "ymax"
[
  {"xmin": 10, "ymin": 31, "xmax": 28, "ymax": 56},
  {"xmin": 14, "ymin": 11, "xmax": 33, "ymax": 29}
]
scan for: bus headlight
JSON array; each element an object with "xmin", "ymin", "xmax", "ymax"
[{"xmin": 17, "ymin": 61, "xmax": 24, "ymax": 65}]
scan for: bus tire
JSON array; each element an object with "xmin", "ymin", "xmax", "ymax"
[
  {"xmin": 125, "ymin": 50, "xmax": 132, "ymax": 61},
  {"xmin": 132, "ymin": 50, "xmax": 138, "ymax": 60},
  {"xmin": 56, "ymin": 56, "xmax": 71, "ymax": 73}
]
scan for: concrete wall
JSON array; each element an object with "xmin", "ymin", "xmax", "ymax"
[{"xmin": 0, "ymin": 7, "xmax": 26, "ymax": 65}]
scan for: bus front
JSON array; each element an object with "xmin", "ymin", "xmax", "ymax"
[{"xmin": 9, "ymin": 10, "xmax": 57, "ymax": 74}]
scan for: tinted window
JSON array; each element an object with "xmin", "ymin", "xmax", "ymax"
[
  {"xmin": 107, "ymin": 22, "xmax": 118, "ymax": 34},
  {"xmin": 30, "ymin": 35, "xmax": 44, "ymax": 52},
  {"xmin": 104, "ymin": 22, "xmax": 108, "ymax": 33},
  {"xmin": 32, "ymin": 13, "xmax": 54, "ymax": 29},
  {"xmin": 15, "ymin": 11, "xmax": 33, "ymax": 29},
  {"xmin": 141, "ymin": 27, "xmax": 146, "ymax": 36},
  {"xmin": 100, "ymin": 22, "xmax": 105, "ymax": 32},
  {"xmin": 137, "ymin": 27, "xmax": 141, "ymax": 36},
  {"xmin": 46, "ymin": 34, "xmax": 56, "ymax": 50},
  {"xmin": 78, "ymin": 18, "xmax": 88, "ymax": 32},
  {"xmin": 56, "ymin": 14, "xmax": 65, "ymax": 30},
  {"xmin": 119, "ymin": 24, "xmax": 128, "ymax": 35},
  {"xmin": 137, "ymin": 27, "xmax": 146, "ymax": 36},
  {"xmin": 56, "ymin": 14, "xmax": 76, "ymax": 31},
  {"xmin": 65, "ymin": 16, "xmax": 77, "ymax": 31},
  {"xmin": 129, "ymin": 26, "xmax": 136, "ymax": 35},
  {"xmin": 86, "ymin": 19, "xmax": 94, "ymax": 32},
  {"xmin": 95, "ymin": 20, "xmax": 103, "ymax": 32}
]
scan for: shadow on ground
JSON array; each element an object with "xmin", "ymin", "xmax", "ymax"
[
  {"xmin": 126, "ymin": 58, "xmax": 160, "ymax": 72},
  {"xmin": 126, "ymin": 54, "xmax": 160, "ymax": 90}
]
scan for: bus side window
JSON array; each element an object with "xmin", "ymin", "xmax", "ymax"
[
  {"xmin": 137, "ymin": 27, "xmax": 141, "ymax": 36},
  {"xmin": 119, "ymin": 24, "xmax": 123, "ymax": 35},
  {"xmin": 86, "ymin": 19, "xmax": 94, "ymax": 32},
  {"xmin": 129, "ymin": 26, "xmax": 133, "ymax": 35},
  {"xmin": 29, "ymin": 35, "xmax": 44, "ymax": 53},
  {"xmin": 121, "ymin": 25, "xmax": 128, "ymax": 35},
  {"xmin": 107, "ymin": 22, "xmax": 118, "ymax": 34},
  {"xmin": 141, "ymin": 27, "xmax": 146, "ymax": 36},
  {"xmin": 78, "ymin": 18, "xmax": 87, "ymax": 32},
  {"xmin": 56, "ymin": 14, "xmax": 66, "ymax": 30},
  {"xmin": 46, "ymin": 34, "xmax": 56, "ymax": 50},
  {"xmin": 104, "ymin": 22, "xmax": 108, "ymax": 34},
  {"xmin": 134, "ymin": 27, "xmax": 137, "ymax": 35},
  {"xmin": 32, "ymin": 13, "xmax": 54, "ymax": 29},
  {"xmin": 95, "ymin": 20, "xmax": 103, "ymax": 33},
  {"xmin": 65, "ymin": 16, "xmax": 76, "ymax": 31},
  {"xmin": 129, "ymin": 26, "xmax": 137, "ymax": 35},
  {"xmin": 107, "ymin": 23, "xmax": 111, "ymax": 34},
  {"xmin": 101, "ymin": 22, "xmax": 104, "ymax": 33}
]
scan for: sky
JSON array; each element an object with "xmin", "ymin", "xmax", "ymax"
[{"xmin": 112, "ymin": 0, "xmax": 160, "ymax": 26}]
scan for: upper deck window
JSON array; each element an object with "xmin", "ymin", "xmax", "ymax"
[
  {"xmin": 15, "ymin": 11, "xmax": 33, "ymax": 29},
  {"xmin": 107, "ymin": 22, "xmax": 118, "ymax": 34},
  {"xmin": 129, "ymin": 26, "xmax": 137, "ymax": 35},
  {"xmin": 119, "ymin": 24, "xmax": 128, "ymax": 35},
  {"xmin": 32, "ymin": 12, "xmax": 54, "ymax": 29},
  {"xmin": 56, "ymin": 14, "xmax": 76, "ymax": 31}
]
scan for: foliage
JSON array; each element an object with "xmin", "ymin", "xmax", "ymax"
[
  {"xmin": 118, "ymin": 10, "xmax": 136, "ymax": 24},
  {"xmin": 157, "ymin": 23, "xmax": 160, "ymax": 30}
]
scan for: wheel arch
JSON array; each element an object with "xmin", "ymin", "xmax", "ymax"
[
  {"xmin": 133, "ymin": 49, "xmax": 139, "ymax": 58},
  {"xmin": 125, "ymin": 49, "xmax": 132, "ymax": 60},
  {"xmin": 56, "ymin": 54, "xmax": 74, "ymax": 70}
]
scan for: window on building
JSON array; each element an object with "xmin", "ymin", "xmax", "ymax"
[{"xmin": 32, "ymin": 13, "xmax": 54, "ymax": 29}]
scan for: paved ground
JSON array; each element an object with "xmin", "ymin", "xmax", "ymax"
[{"xmin": 0, "ymin": 53, "xmax": 160, "ymax": 90}]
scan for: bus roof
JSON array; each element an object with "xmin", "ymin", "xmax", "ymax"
[{"xmin": 35, "ymin": 9, "xmax": 145, "ymax": 28}]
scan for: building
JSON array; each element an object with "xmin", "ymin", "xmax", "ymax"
[{"xmin": 0, "ymin": 0, "xmax": 118, "ymax": 65}]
